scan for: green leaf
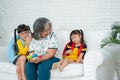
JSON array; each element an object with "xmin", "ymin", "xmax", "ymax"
[
  {"xmin": 110, "ymin": 37, "xmax": 120, "ymax": 44},
  {"xmin": 100, "ymin": 38, "xmax": 112, "ymax": 48}
]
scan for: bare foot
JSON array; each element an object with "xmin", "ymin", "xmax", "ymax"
[
  {"xmin": 58, "ymin": 63, "xmax": 63, "ymax": 72},
  {"xmin": 52, "ymin": 62, "xmax": 58, "ymax": 70}
]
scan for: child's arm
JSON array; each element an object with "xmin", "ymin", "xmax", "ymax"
[
  {"xmin": 17, "ymin": 40, "xmax": 29, "ymax": 55},
  {"xmin": 76, "ymin": 52, "xmax": 84, "ymax": 63},
  {"xmin": 65, "ymin": 50, "xmax": 73, "ymax": 54},
  {"xmin": 76, "ymin": 44, "xmax": 87, "ymax": 63},
  {"xmin": 25, "ymin": 36, "xmax": 32, "ymax": 48},
  {"xmin": 17, "ymin": 36, "xmax": 32, "ymax": 55},
  {"xmin": 28, "ymin": 51, "xmax": 35, "ymax": 55},
  {"xmin": 62, "ymin": 42, "xmax": 72, "ymax": 56}
]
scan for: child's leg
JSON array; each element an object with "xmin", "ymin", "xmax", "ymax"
[
  {"xmin": 52, "ymin": 59, "xmax": 64, "ymax": 70},
  {"xmin": 58, "ymin": 58, "xmax": 75, "ymax": 71},
  {"xmin": 16, "ymin": 66, "xmax": 22, "ymax": 80},
  {"xmin": 20, "ymin": 55, "xmax": 26, "ymax": 80},
  {"xmin": 16, "ymin": 57, "xmax": 22, "ymax": 80},
  {"xmin": 52, "ymin": 62, "xmax": 57, "ymax": 70},
  {"xmin": 58, "ymin": 58, "xmax": 69, "ymax": 71},
  {"xmin": 59, "ymin": 59, "xmax": 64, "ymax": 65}
]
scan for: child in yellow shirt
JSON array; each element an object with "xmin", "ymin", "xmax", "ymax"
[
  {"xmin": 13, "ymin": 24, "xmax": 32, "ymax": 80},
  {"xmin": 52, "ymin": 29, "xmax": 87, "ymax": 71}
]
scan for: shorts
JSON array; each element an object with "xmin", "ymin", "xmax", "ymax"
[
  {"xmin": 12, "ymin": 55, "xmax": 21, "ymax": 65},
  {"xmin": 12, "ymin": 55, "xmax": 27, "ymax": 65}
]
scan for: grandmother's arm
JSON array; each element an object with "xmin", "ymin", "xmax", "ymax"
[
  {"xmin": 42, "ymin": 48, "xmax": 57, "ymax": 60},
  {"xmin": 42, "ymin": 32, "xmax": 58, "ymax": 60},
  {"xmin": 37, "ymin": 32, "xmax": 58, "ymax": 62},
  {"xmin": 30, "ymin": 48, "xmax": 57, "ymax": 63}
]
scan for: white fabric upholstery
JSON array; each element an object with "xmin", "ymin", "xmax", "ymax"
[
  {"xmin": 0, "ymin": 62, "xmax": 17, "ymax": 80},
  {"xmin": 51, "ymin": 63, "xmax": 84, "ymax": 79},
  {"xmin": 0, "ymin": 62, "xmax": 16, "ymax": 74}
]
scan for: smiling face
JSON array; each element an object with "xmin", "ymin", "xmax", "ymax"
[
  {"xmin": 19, "ymin": 30, "xmax": 29, "ymax": 41},
  {"xmin": 71, "ymin": 34, "xmax": 81, "ymax": 45}
]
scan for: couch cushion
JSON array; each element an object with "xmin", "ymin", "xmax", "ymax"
[
  {"xmin": 0, "ymin": 46, "xmax": 8, "ymax": 62},
  {"xmin": 0, "ymin": 62, "xmax": 17, "ymax": 80},
  {"xmin": 51, "ymin": 63, "xmax": 83, "ymax": 79},
  {"xmin": 0, "ymin": 62, "xmax": 16, "ymax": 74}
]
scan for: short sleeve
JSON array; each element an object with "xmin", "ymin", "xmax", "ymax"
[
  {"xmin": 17, "ymin": 39, "xmax": 28, "ymax": 55},
  {"xmin": 29, "ymin": 39, "xmax": 35, "ymax": 51},
  {"xmin": 48, "ymin": 33, "xmax": 58, "ymax": 49},
  {"xmin": 65, "ymin": 42, "xmax": 72, "ymax": 51},
  {"xmin": 81, "ymin": 44, "xmax": 87, "ymax": 54}
]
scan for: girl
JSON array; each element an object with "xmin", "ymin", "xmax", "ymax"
[
  {"xmin": 13, "ymin": 24, "xmax": 32, "ymax": 80},
  {"xmin": 52, "ymin": 29, "xmax": 87, "ymax": 71}
]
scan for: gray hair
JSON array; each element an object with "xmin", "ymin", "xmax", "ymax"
[{"xmin": 33, "ymin": 17, "xmax": 52, "ymax": 40}]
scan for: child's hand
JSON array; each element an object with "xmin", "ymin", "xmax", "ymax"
[
  {"xmin": 26, "ymin": 35, "xmax": 32, "ymax": 43},
  {"xmin": 25, "ymin": 35, "xmax": 32, "ymax": 47},
  {"xmin": 27, "ymin": 51, "xmax": 36, "ymax": 61},
  {"xmin": 28, "ymin": 51, "xmax": 34, "ymax": 56},
  {"xmin": 76, "ymin": 60, "xmax": 83, "ymax": 63},
  {"xmin": 65, "ymin": 50, "xmax": 73, "ymax": 54},
  {"xmin": 29, "ymin": 51, "xmax": 34, "ymax": 55}
]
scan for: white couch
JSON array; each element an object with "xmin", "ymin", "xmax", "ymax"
[{"xmin": 0, "ymin": 29, "xmax": 120, "ymax": 80}]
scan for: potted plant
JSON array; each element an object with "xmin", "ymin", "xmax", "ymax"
[{"xmin": 100, "ymin": 21, "xmax": 120, "ymax": 48}]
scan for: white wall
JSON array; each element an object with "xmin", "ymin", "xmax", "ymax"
[{"xmin": 0, "ymin": 0, "xmax": 120, "ymax": 46}]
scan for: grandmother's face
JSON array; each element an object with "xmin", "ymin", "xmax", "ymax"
[{"xmin": 41, "ymin": 24, "xmax": 51, "ymax": 38}]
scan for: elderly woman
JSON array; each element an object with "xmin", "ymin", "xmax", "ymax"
[{"xmin": 25, "ymin": 17, "xmax": 60, "ymax": 80}]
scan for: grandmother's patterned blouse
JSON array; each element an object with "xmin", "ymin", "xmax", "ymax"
[{"xmin": 29, "ymin": 32, "xmax": 58, "ymax": 56}]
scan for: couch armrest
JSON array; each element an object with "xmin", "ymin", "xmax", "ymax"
[
  {"xmin": 83, "ymin": 48, "xmax": 116, "ymax": 80},
  {"xmin": 83, "ymin": 49, "xmax": 104, "ymax": 80},
  {"xmin": 84, "ymin": 48, "xmax": 116, "ymax": 66},
  {"xmin": 83, "ymin": 45, "xmax": 120, "ymax": 80},
  {"xmin": 84, "ymin": 44, "xmax": 120, "ymax": 66}
]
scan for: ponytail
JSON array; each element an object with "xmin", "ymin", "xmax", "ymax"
[
  {"xmin": 79, "ymin": 29, "xmax": 85, "ymax": 45},
  {"xmin": 14, "ymin": 29, "xmax": 18, "ymax": 55},
  {"xmin": 14, "ymin": 29, "xmax": 17, "ymax": 43},
  {"xmin": 79, "ymin": 29, "xmax": 83, "ymax": 35},
  {"xmin": 27, "ymin": 25, "xmax": 33, "ymax": 37}
]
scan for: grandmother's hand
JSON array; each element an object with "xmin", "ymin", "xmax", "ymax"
[{"xmin": 30, "ymin": 57, "xmax": 43, "ymax": 63}]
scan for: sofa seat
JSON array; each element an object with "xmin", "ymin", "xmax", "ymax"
[
  {"xmin": 0, "ymin": 62, "xmax": 17, "ymax": 80},
  {"xmin": 0, "ymin": 62, "xmax": 16, "ymax": 74},
  {"xmin": 51, "ymin": 63, "xmax": 84, "ymax": 79}
]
